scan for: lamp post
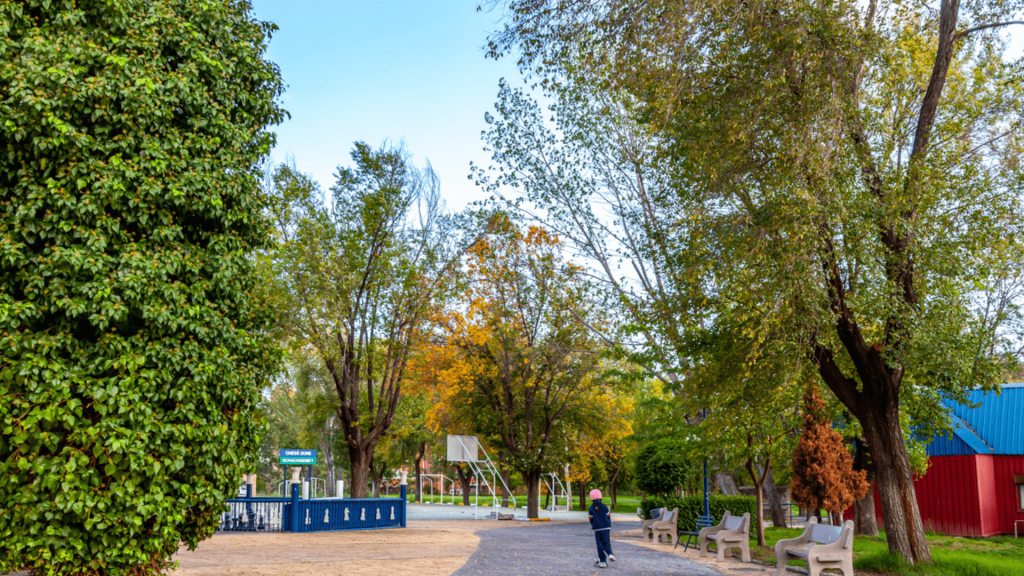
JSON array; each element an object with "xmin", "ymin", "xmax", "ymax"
[{"xmin": 702, "ymin": 408, "xmax": 710, "ymax": 520}]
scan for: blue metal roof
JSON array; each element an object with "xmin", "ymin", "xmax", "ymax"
[{"xmin": 927, "ymin": 384, "xmax": 1024, "ymax": 456}]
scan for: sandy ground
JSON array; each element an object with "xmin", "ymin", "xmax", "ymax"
[
  {"xmin": 613, "ymin": 528, "xmax": 779, "ymax": 576},
  {"xmin": 167, "ymin": 520, "xmax": 576, "ymax": 576}
]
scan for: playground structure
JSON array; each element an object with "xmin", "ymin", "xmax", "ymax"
[
  {"xmin": 542, "ymin": 472, "xmax": 570, "ymax": 511},
  {"xmin": 419, "ymin": 473, "xmax": 456, "ymax": 504},
  {"xmin": 446, "ymin": 435, "xmax": 517, "ymax": 518}
]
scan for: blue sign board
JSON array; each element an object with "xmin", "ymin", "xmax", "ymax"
[{"xmin": 280, "ymin": 449, "xmax": 317, "ymax": 465}]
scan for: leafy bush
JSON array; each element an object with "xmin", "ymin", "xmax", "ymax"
[
  {"xmin": 640, "ymin": 494, "xmax": 757, "ymax": 532},
  {"xmin": 0, "ymin": 0, "xmax": 284, "ymax": 573},
  {"xmin": 634, "ymin": 438, "xmax": 700, "ymax": 495}
]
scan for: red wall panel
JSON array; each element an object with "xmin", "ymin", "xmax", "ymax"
[
  {"xmin": 872, "ymin": 456, "xmax": 984, "ymax": 536},
  {"xmin": 837, "ymin": 455, "xmax": 1024, "ymax": 536},
  {"xmin": 975, "ymin": 456, "xmax": 999, "ymax": 536},
  {"xmin": 991, "ymin": 455, "xmax": 1024, "ymax": 535}
]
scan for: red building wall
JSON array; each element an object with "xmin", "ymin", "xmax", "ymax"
[
  {"xmin": 991, "ymin": 455, "xmax": 1024, "ymax": 536},
  {"xmin": 862, "ymin": 455, "xmax": 1024, "ymax": 537}
]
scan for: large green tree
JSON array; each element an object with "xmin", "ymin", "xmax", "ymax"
[
  {"xmin": 0, "ymin": 0, "xmax": 284, "ymax": 573},
  {"xmin": 260, "ymin": 145, "xmax": 465, "ymax": 498},
  {"xmin": 484, "ymin": 0, "xmax": 1024, "ymax": 562}
]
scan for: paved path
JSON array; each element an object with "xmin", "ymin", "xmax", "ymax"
[{"xmin": 453, "ymin": 521, "xmax": 723, "ymax": 576}]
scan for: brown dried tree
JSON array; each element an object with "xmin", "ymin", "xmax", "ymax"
[{"xmin": 791, "ymin": 388, "xmax": 870, "ymax": 524}]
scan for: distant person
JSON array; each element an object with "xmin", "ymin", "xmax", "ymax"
[{"xmin": 588, "ymin": 489, "xmax": 615, "ymax": 568}]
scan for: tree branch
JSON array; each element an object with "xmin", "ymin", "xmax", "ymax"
[{"xmin": 954, "ymin": 20, "xmax": 1024, "ymax": 42}]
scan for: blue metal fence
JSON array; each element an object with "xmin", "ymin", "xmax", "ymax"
[{"xmin": 221, "ymin": 484, "xmax": 407, "ymax": 533}]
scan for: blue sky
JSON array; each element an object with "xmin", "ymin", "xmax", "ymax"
[
  {"xmin": 249, "ymin": 1, "xmax": 521, "ymax": 211},
  {"xmin": 249, "ymin": 2, "xmax": 1023, "ymax": 214}
]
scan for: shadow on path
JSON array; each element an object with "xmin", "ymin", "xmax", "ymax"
[{"xmin": 453, "ymin": 521, "xmax": 723, "ymax": 576}]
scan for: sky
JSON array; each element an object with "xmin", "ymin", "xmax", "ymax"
[
  {"xmin": 249, "ymin": 1, "xmax": 521, "ymax": 212},
  {"xmin": 249, "ymin": 2, "xmax": 1023, "ymax": 215}
]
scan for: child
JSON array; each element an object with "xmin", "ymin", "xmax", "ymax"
[{"xmin": 588, "ymin": 489, "xmax": 615, "ymax": 568}]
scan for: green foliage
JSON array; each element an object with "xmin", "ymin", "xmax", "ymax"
[
  {"xmin": 634, "ymin": 439, "xmax": 700, "ymax": 496},
  {"xmin": 640, "ymin": 495, "xmax": 757, "ymax": 533},
  {"xmin": 0, "ymin": 0, "xmax": 284, "ymax": 573},
  {"xmin": 259, "ymin": 144, "xmax": 460, "ymax": 497}
]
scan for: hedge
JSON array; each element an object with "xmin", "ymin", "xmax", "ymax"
[{"xmin": 640, "ymin": 495, "xmax": 758, "ymax": 532}]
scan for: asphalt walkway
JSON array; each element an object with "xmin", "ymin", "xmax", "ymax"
[{"xmin": 452, "ymin": 521, "xmax": 724, "ymax": 576}]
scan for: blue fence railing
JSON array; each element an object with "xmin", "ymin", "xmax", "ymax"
[{"xmin": 222, "ymin": 484, "xmax": 407, "ymax": 533}]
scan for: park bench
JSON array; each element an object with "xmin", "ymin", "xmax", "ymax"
[
  {"xmin": 677, "ymin": 514, "xmax": 715, "ymax": 551},
  {"xmin": 641, "ymin": 507, "xmax": 667, "ymax": 540},
  {"xmin": 699, "ymin": 510, "xmax": 751, "ymax": 562},
  {"xmin": 651, "ymin": 508, "xmax": 679, "ymax": 545},
  {"xmin": 774, "ymin": 518, "xmax": 854, "ymax": 576}
]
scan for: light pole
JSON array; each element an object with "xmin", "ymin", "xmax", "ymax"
[{"xmin": 702, "ymin": 408, "xmax": 710, "ymax": 520}]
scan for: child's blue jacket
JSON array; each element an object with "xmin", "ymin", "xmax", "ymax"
[{"xmin": 588, "ymin": 499, "xmax": 612, "ymax": 531}]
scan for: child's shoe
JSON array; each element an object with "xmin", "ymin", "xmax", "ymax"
[
  {"xmin": 608, "ymin": 554, "xmax": 616, "ymax": 562},
  {"xmin": 598, "ymin": 562, "xmax": 608, "ymax": 568}
]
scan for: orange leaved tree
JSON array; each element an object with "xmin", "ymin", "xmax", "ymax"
[
  {"xmin": 435, "ymin": 216, "xmax": 608, "ymax": 518},
  {"xmin": 791, "ymin": 388, "xmax": 870, "ymax": 524}
]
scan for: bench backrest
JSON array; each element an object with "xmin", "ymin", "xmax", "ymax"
[
  {"xmin": 724, "ymin": 515, "xmax": 744, "ymax": 531},
  {"xmin": 650, "ymin": 507, "xmax": 666, "ymax": 520},
  {"xmin": 809, "ymin": 523, "xmax": 843, "ymax": 545},
  {"xmin": 696, "ymin": 515, "xmax": 715, "ymax": 528}
]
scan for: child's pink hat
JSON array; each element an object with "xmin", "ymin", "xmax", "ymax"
[{"xmin": 589, "ymin": 489, "xmax": 602, "ymax": 500}]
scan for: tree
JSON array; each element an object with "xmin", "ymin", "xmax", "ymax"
[
  {"xmin": 0, "ymin": 1, "xmax": 284, "ymax": 573},
  {"xmin": 260, "ymin": 146, "xmax": 464, "ymax": 498},
  {"xmin": 483, "ymin": 0, "xmax": 1024, "ymax": 563},
  {"xmin": 791, "ymin": 388, "xmax": 871, "ymax": 524},
  {"xmin": 434, "ymin": 217, "xmax": 608, "ymax": 518},
  {"xmin": 634, "ymin": 439, "xmax": 699, "ymax": 496}
]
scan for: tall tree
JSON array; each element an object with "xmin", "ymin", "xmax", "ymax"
[
  {"xmin": 0, "ymin": 1, "xmax": 284, "ymax": 573},
  {"xmin": 434, "ymin": 217, "xmax": 608, "ymax": 518},
  {"xmin": 483, "ymin": 0, "xmax": 1024, "ymax": 562},
  {"xmin": 260, "ymin": 146, "xmax": 464, "ymax": 497}
]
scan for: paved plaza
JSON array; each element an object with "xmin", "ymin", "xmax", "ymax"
[{"xmin": 453, "ymin": 521, "xmax": 723, "ymax": 576}]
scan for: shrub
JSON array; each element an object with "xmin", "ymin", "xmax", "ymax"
[
  {"xmin": 0, "ymin": 0, "xmax": 284, "ymax": 573},
  {"xmin": 640, "ymin": 494, "xmax": 757, "ymax": 532}
]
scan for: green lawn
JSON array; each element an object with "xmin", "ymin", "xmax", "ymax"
[
  {"xmin": 407, "ymin": 493, "xmax": 645, "ymax": 514},
  {"xmin": 752, "ymin": 527, "xmax": 1024, "ymax": 576}
]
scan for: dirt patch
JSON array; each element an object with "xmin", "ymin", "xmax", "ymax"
[{"xmin": 168, "ymin": 520, "xmax": 512, "ymax": 576}]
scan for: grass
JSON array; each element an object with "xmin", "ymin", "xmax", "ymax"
[
  {"xmin": 407, "ymin": 492, "xmax": 646, "ymax": 514},
  {"xmin": 749, "ymin": 527, "xmax": 1024, "ymax": 576}
]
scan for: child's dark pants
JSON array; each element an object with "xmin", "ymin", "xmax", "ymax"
[{"xmin": 594, "ymin": 530, "xmax": 613, "ymax": 562}]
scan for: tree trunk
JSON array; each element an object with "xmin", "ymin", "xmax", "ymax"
[
  {"xmin": 855, "ymin": 481, "xmax": 879, "ymax": 535},
  {"xmin": 413, "ymin": 459, "xmax": 422, "ymax": 502},
  {"xmin": 853, "ymin": 441, "xmax": 880, "ymax": 536},
  {"xmin": 578, "ymin": 481, "xmax": 587, "ymax": 511},
  {"xmin": 348, "ymin": 446, "xmax": 370, "ymax": 498},
  {"xmin": 501, "ymin": 470, "xmax": 511, "ymax": 507},
  {"xmin": 814, "ymin": 339, "xmax": 933, "ymax": 563},
  {"xmin": 759, "ymin": 465, "xmax": 788, "ymax": 528},
  {"xmin": 866, "ymin": 414, "xmax": 929, "ymax": 558},
  {"xmin": 744, "ymin": 458, "xmax": 768, "ymax": 547},
  {"xmin": 609, "ymin": 467, "xmax": 620, "ymax": 510},
  {"xmin": 524, "ymin": 470, "xmax": 541, "ymax": 518},
  {"xmin": 369, "ymin": 458, "xmax": 383, "ymax": 498},
  {"xmin": 544, "ymin": 483, "xmax": 551, "ymax": 510},
  {"xmin": 413, "ymin": 442, "xmax": 426, "ymax": 502},
  {"xmin": 455, "ymin": 465, "xmax": 472, "ymax": 505},
  {"xmin": 716, "ymin": 471, "xmax": 740, "ymax": 496}
]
